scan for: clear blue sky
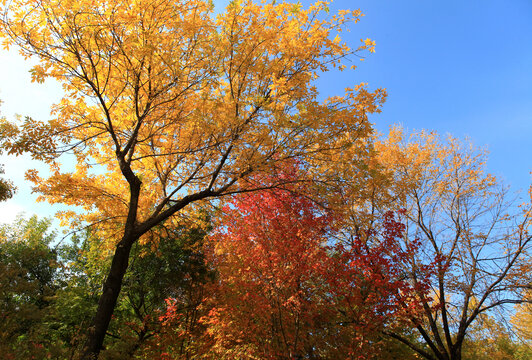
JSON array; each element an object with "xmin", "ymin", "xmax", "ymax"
[
  {"xmin": 318, "ymin": 0, "xmax": 532, "ymax": 193},
  {"xmin": 0, "ymin": 0, "xmax": 531, "ymax": 222}
]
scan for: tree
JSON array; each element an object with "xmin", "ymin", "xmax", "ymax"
[
  {"xmin": 374, "ymin": 128, "xmax": 532, "ymax": 360},
  {"xmin": 159, "ymin": 164, "xmax": 421, "ymax": 359},
  {"xmin": 49, "ymin": 231, "xmax": 105, "ymax": 358},
  {"xmin": 0, "ymin": 216, "xmax": 59, "ymax": 359},
  {"xmin": 0, "ymin": 0, "xmax": 385, "ymax": 357},
  {"xmin": 0, "ymin": 164, "xmax": 15, "ymax": 201},
  {"xmin": 513, "ymin": 298, "xmax": 532, "ymax": 342},
  {"xmin": 200, "ymin": 169, "xmax": 338, "ymax": 359},
  {"xmin": 29, "ymin": 219, "xmax": 212, "ymax": 359}
]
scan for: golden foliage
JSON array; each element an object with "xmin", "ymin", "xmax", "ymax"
[{"xmin": 0, "ymin": 0, "xmax": 384, "ymax": 244}]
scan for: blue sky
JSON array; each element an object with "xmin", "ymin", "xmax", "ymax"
[
  {"xmin": 0, "ymin": 0, "xmax": 531, "ymax": 223},
  {"xmin": 319, "ymin": 0, "xmax": 532, "ymax": 192}
]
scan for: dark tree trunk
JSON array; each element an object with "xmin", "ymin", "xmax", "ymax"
[
  {"xmin": 81, "ymin": 235, "xmax": 136, "ymax": 359},
  {"xmin": 77, "ymin": 162, "xmax": 213, "ymax": 359},
  {"xmin": 79, "ymin": 158, "xmax": 143, "ymax": 359}
]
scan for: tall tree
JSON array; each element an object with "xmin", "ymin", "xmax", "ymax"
[
  {"xmin": 374, "ymin": 128, "xmax": 532, "ymax": 360},
  {"xmin": 0, "ymin": 0, "xmax": 385, "ymax": 357}
]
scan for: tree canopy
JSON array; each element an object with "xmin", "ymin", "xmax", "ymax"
[{"xmin": 0, "ymin": 0, "xmax": 385, "ymax": 357}]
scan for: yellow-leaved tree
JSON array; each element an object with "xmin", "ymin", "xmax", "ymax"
[
  {"xmin": 372, "ymin": 128, "xmax": 532, "ymax": 360},
  {"xmin": 0, "ymin": 0, "xmax": 385, "ymax": 358},
  {"xmin": 511, "ymin": 292, "xmax": 532, "ymax": 357}
]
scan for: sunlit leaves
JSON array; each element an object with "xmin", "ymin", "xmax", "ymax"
[
  {"xmin": 373, "ymin": 128, "xmax": 532, "ymax": 360},
  {"xmin": 0, "ymin": 1, "xmax": 387, "ymax": 356},
  {"xmin": 0, "ymin": 0, "xmax": 384, "ymax": 244}
]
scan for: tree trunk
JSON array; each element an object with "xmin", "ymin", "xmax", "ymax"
[{"xmin": 81, "ymin": 236, "xmax": 136, "ymax": 359}]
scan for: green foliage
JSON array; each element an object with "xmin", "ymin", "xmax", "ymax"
[
  {"xmin": 105, "ymin": 225, "xmax": 213, "ymax": 359},
  {"xmin": 375, "ymin": 331, "xmax": 422, "ymax": 360},
  {"xmin": 0, "ymin": 215, "xmax": 59, "ymax": 358},
  {"xmin": 0, "ymin": 213, "xmax": 213, "ymax": 359},
  {"xmin": 48, "ymin": 231, "xmax": 105, "ymax": 356}
]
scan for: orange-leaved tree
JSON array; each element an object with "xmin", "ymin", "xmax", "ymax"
[
  {"xmin": 0, "ymin": 0, "xmax": 385, "ymax": 358},
  {"xmin": 374, "ymin": 128, "xmax": 532, "ymax": 360},
  {"xmin": 159, "ymin": 164, "xmax": 423, "ymax": 359}
]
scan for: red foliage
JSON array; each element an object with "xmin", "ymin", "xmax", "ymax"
[{"xmin": 160, "ymin": 165, "xmax": 430, "ymax": 359}]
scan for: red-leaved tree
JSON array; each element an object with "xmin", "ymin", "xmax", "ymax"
[{"xmin": 160, "ymin": 165, "xmax": 428, "ymax": 359}]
